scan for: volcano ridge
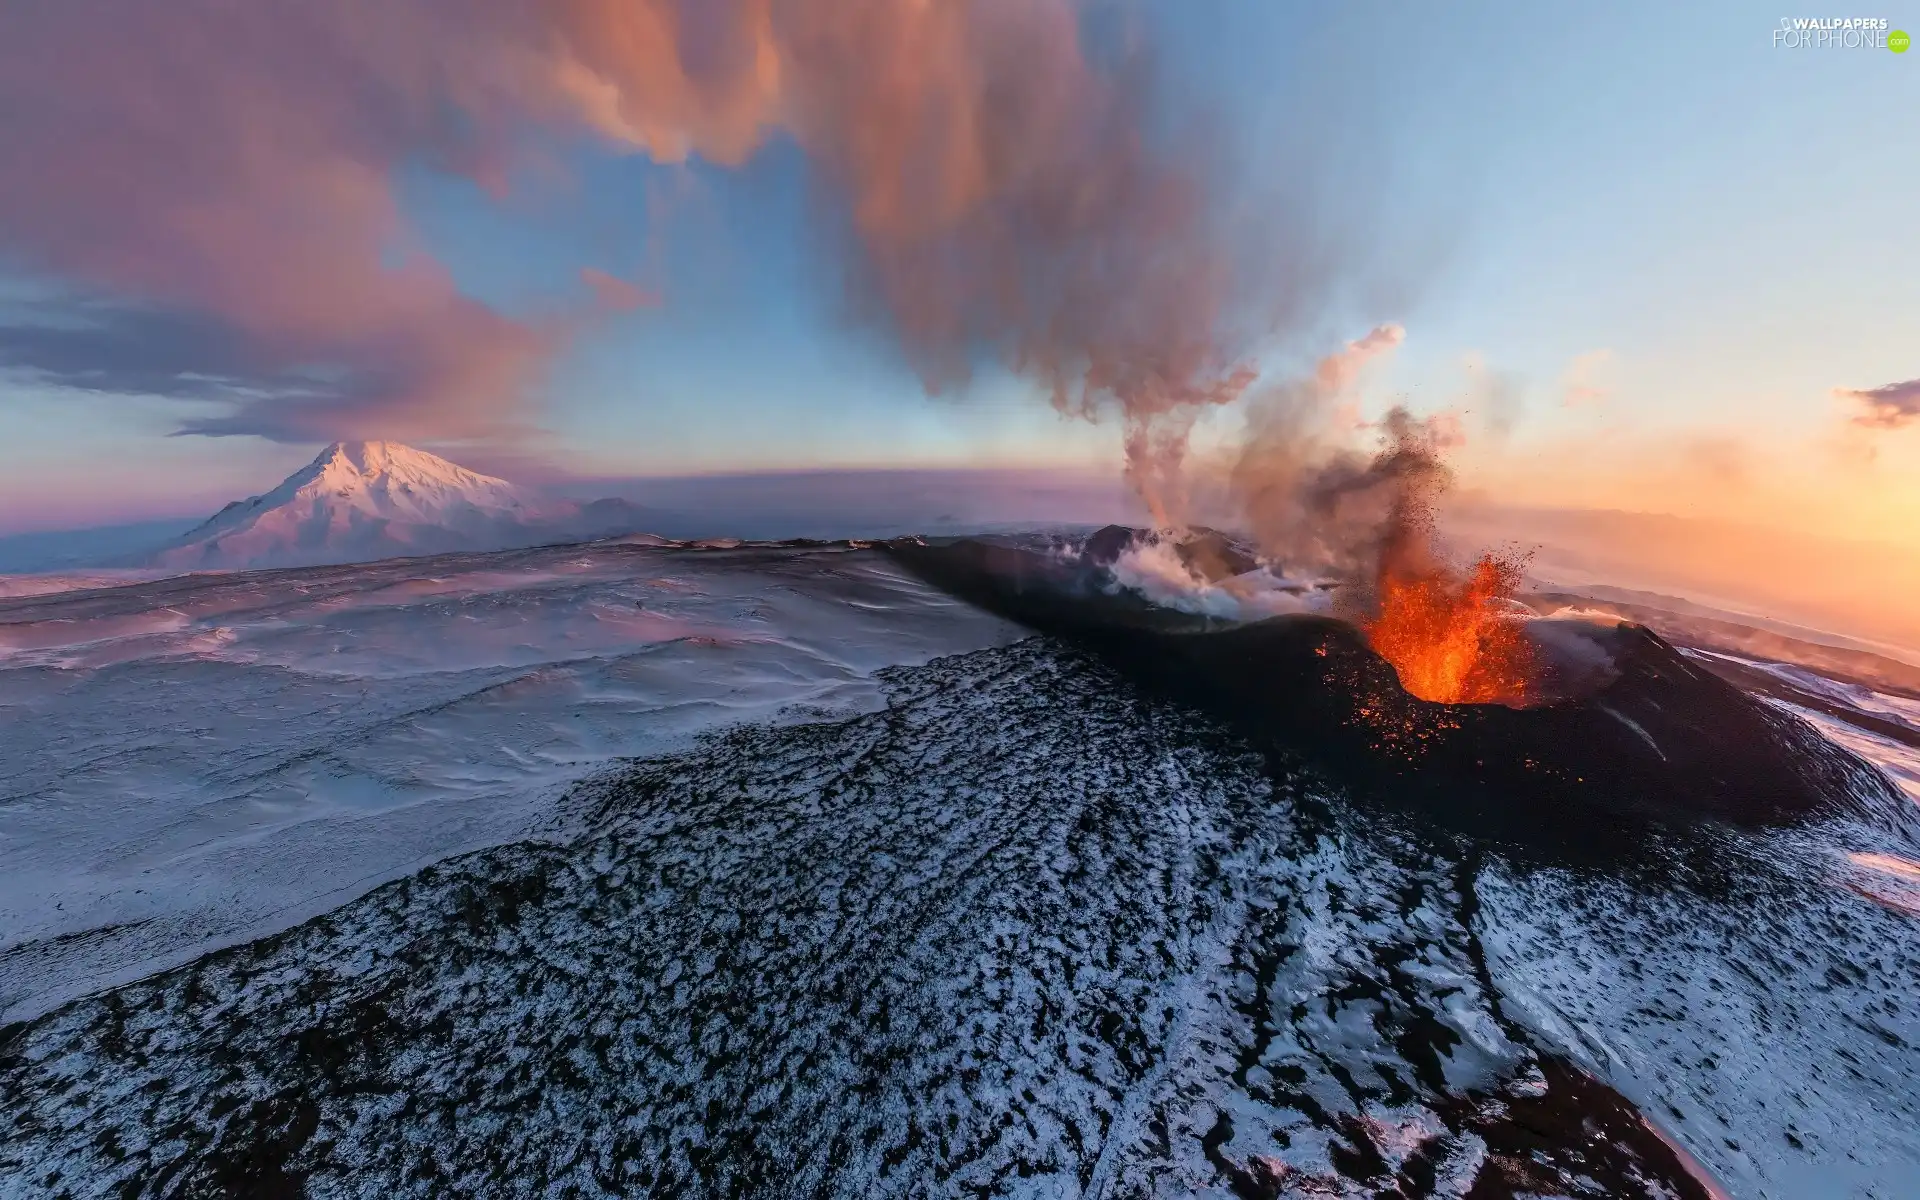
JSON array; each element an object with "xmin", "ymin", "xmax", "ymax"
[{"xmin": 884, "ymin": 537, "xmax": 1907, "ymax": 841}]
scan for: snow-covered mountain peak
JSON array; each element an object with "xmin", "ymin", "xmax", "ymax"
[
  {"xmin": 283, "ymin": 441, "xmax": 533, "ymax": 519},
  {"xmin": 141, "ymin": 441, "xmax": 651, "ymax": 571}
]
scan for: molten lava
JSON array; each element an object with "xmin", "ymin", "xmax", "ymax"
[
  {"xmin": 1320, "ymin": 407, "xmax": 1540, "ymax": 707},
  {"xmin": 1364, "ymin": 553, "xmax": 1536, "ymax": 705}
]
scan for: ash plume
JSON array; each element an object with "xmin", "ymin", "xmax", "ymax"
[
  {"xmin": 0, "ymin": 0, "xmax": 1286, "ymax": 461},
  {"xmin": 1299, "ymin": 405, "xmax": 1464, "ymax": 608},
  {"xmin": 1225, "ymin": 323, "xmax": 1413, "ymax": 572}
]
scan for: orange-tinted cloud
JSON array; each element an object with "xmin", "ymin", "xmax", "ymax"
[
  {"xmin": 0, "ymin": 1, "xmax": 581, "ymax": 440},
  {"xmin": 0, "ymin": 0, "xmax": 1269, "ymax": 453},
  {"xmin": 1314, "ymin": 323, "xmax": 1405, "ymax": 393}
]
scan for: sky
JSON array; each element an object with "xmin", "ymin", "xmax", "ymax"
[{"xmin": 0, "ymin": 0, "xmax": 1915, "ymax": 544}]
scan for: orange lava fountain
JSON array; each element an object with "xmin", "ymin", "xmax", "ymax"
[
  {"xmin": 1323, "ymin": 407, "xmax": 1540, "ymax": 707},
  {"xmin": 1364, "ymin": 552, "xmax": 1536, "ymax": 706}
]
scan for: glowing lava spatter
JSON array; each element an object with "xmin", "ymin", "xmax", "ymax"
[
  {"xmin": 1365, "ymin": 552, "xmax": 1535, "ymax": 705},
  {"xmin": 1335, "ymin": 411, "xmax": 1538, "ymax": 706}
]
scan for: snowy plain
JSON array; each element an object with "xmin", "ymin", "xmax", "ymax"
[
  {"xmin": 0, "ymin": 540, "xmax": 1016, "ymax": 1021},
  {"xmin": 1, "ymin": 538, "xmax": 1918, "ymax": 1197}
]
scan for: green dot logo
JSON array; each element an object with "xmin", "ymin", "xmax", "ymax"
[{"xmin": 1892, "ymin": 29, "xmax": 1912, "ymax": 52}]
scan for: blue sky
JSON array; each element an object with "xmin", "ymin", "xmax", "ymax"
[{"xmin": 0, "ymin": 0, "xmax": 1914, "ymax": 536}]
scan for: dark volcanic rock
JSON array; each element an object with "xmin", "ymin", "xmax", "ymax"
[
  {"xmin": 0, "ymin": 642, "xmax": 1737, "ymax": 1199},
  {"xmin": 1171, "ymin": 528, "xmax": 1260, "ymax": 583},
  {"xmin": 1082, "ymin": 523, "xmax": 1140, "ymax": 567},
  {"xmin": 885, "ymin": 538, "xmax": 1907, "ymax": 837}
]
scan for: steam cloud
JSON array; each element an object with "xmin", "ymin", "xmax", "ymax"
[
  {"xmin": 1836, "ymin": 379, "xmax": 1920, "ymax": 430},
  {"xmin": 0, "ymin": 0, "xmax": 1274, "ymax": 461}
]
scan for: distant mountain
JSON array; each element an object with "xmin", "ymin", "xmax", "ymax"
[
  {"xmin": 141, "ymin": 441, "xmax": 660, "ymax": 571},
  {"xmin": 0, "ymin": 518, "xmax": 201, "ymax": 574}
]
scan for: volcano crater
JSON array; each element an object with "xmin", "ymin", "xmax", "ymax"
[{"xmin": 885, "ymin": 536, "xmax": 1908, "ymax": 841}]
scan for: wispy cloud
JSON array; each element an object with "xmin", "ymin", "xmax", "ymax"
[
  {"xmin": 1313, "ymin": 323, "xmax": 1405, "ymax": 393},
  {"xmin": 1560, "ymin": 348, "xmax": 1614, "ymax": 408},
  {"xmin": 0, "ymin": 302, "xmax": 289, "ymax": 400},
  {"xmin": 1835, "ymin": 378, "xmax": 1920, "ymax": 429},
  {"xmin": 0, "ymin": 0, "xmax": 1291, "ymax": 457}
]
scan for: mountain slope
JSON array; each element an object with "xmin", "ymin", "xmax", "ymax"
[{"xmin": 145, "ymin": 441, "xmax": 652, "ymax": 570}]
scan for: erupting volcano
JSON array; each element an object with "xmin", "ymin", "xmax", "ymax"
[
  {"xmin": 882, "ymin": 526, "xmax": 1906, "ymax": 839},
  {"xmin": 1348, "ymin": 418, "xmax": 1539, "ymax": 706},
  {"xmin": 878, "ymin": 397, "xmax": 1905, "ymax": 841},
  {"xmin": 1364, "ymin": 552, "xmax": 1535, "ymax": 705}
]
